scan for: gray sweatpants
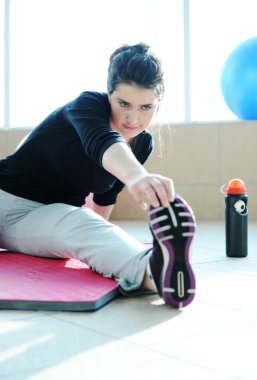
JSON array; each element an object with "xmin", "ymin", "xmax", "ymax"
[{"xmin": 0, "ymin": 189, "xmax": 151, "ymax": 293}]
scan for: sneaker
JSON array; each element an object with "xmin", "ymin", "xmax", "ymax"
[{"xmin": 148, "ymin": 195, "xmax": 196, "ymax": 309}]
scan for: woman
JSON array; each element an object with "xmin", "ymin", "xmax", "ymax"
[{"xmin": 0, "ymin": 43, "xmax": 196, "ymax": 308}]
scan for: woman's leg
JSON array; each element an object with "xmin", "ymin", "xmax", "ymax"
[
  {"xmin": 0, "ymin": 189, "xmax": 151, "ymax": 293},
  {"xmin": 0, "ymin": 189, "xmax": 197, "ymax": 308}
]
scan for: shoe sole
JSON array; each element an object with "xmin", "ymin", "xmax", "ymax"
[{"xmin": 149, "ymin": 196, "xmax": 196, "ymax": 308}]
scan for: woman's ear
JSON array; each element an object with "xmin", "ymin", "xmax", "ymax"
[{"xmin": 156, "ymin": 101, "xmax": 161, "ymax": 115}]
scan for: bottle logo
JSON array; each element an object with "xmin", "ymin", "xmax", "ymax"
[{"xmin": 233, "ymin": 200, "xmax": 246, "ymax": 214}]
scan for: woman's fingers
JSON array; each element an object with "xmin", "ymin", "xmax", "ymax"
[
  {"xmin": 127, "ymin": 174, "xmax": 175, "ymax": 209},
  {"xmin": 144, "ymin": 176, "xmax": 174, "ymax": 208},
  {"xmin": 154, "ymin": 175, "xmax": 175, "ymax": 204}
]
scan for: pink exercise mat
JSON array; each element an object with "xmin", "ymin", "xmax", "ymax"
[{"xmin": 0, "ymin": 252, "xmax": 119, "ymax": 311}]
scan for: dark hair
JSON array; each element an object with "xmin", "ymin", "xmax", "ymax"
[{"xmin": 107, "ymin": 42, "xmax": 165, "ymax": 100}]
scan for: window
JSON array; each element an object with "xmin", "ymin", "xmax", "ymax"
[
  {"xmin": 2, "ymin": 0, "xmax": 257, "ymax": 128},
  {"xmin": 190, "ymin": 0, "xmax": 257, "ymax": 121},
  {"xmin": 0, "ymin": 0, "xmax": 5, "ymax": 127},
  {"xmin": 6, "ymin": 0, "xmax": 184, "ymax": 127}
]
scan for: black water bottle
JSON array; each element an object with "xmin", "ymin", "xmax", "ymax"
[{"xmin": 223, "ymin": 178, "xmax": 248, "ymax": 257}]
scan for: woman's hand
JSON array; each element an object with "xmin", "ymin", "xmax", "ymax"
[
  {"xmin": 126, "ymin": 173, "xmax": 175, "ymax": 210},
  {"xmin": 102, "ymin": 142, "xmax": 175, "ymax": 210}
]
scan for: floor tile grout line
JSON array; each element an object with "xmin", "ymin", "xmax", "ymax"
[{"xmin": 196, "ymin": 300, "xmax": 257, "ymax": 316}]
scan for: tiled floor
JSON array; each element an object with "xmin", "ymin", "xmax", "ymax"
[{"xmin": 1, "ymin": 220, "xmax": 257, "ymax": 380}]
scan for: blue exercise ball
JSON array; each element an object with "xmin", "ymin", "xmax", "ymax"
[{"xmin": 221, "ymin": 36, "xmax": 257, "ymax": 120}]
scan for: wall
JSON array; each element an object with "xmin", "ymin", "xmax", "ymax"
[{"xmin": 0, "ymin": 121, "xmax": 256, "ymax": 220}]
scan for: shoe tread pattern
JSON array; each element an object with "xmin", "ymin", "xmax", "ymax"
[{"xmin": 149, "ymin": 196, "xmax": 196, "ymax": 308}]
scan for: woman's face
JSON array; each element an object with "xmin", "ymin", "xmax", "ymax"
[{"xmin": 108, "ymin": 83, "xmax": 159, "ymax": 143}]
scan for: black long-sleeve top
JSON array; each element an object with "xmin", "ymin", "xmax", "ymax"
[{"xmin": 0, "ymin": 92, "xmax": 153, "ymax": 207}]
